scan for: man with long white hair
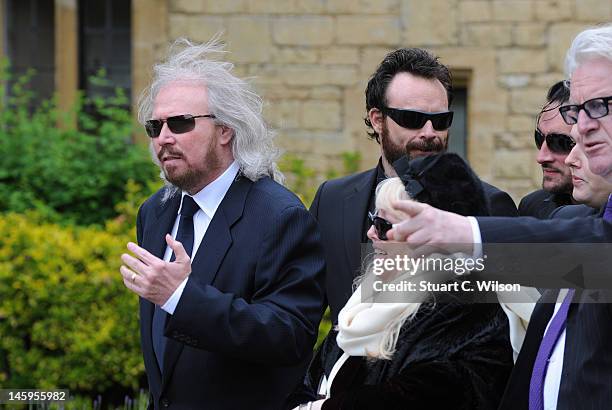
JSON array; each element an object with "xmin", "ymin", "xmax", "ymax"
[{"xmin": 119, "ymin": 36, "xmax": 325, "ymax": 409}]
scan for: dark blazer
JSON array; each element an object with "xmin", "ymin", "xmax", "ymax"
[
  {"xmin": 498, "ymin": 289, "xmax": 612, "ymax": 410},
  {"xmin": 136, "ymin": 175, "xmax": 326, "ymax": 410},
  {"xmin": 310, "ymin": 166, "xmax": 519, "ymax": 323},
  {"xmin": 549, "ymin": 203, "xmax": 599, "ymax": 219},
  {"xmin": 476, "ymin": 215, "xmax": 612, "ymax": 244},
  {"xmin": 518, "ymin": 189, "xmax": 573, "ymax": 219},
  {"xmin": 481, "ymin": 209, "xmax": 612, "ymax": 410}
]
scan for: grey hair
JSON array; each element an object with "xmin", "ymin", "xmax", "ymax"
[
  {"xmin": 565, "ymin": 23, "xmax": 612, "ymax": 79},
  {"xmin": 137, "ymin": 34, "xmax": 284, "ymax": 199}
]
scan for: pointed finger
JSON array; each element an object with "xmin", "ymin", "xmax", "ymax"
[
  {"xmin": 127, "ymin": 242, "xmax": 160, "ymax": 266},
  {"xmin": 390, "ymin": 199, "xmax": 428, "ymax": 217}
]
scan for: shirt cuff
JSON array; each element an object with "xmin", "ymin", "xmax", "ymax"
[
  {"xmin": 467, "ymin": 216, "xmax": 483, "ymax": 258},
  {"xmin": 161, "ymin": 277, "xmax": 189, "ymax": 315}
]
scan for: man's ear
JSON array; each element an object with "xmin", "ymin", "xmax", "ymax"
[
  {"xmin": 217, "ymin": 124, "xmax": 234, "ymax": 145},
  {"xmin": 368, "ymin": 108, "xmax": 384, "ymax": 135}
]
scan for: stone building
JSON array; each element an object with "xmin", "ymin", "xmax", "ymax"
[{"xmin": 1, "ymin": 0, "xmax": 610, "ymax": 200}]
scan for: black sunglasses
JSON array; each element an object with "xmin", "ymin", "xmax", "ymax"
[
  {"xmin": 380, "ymin": 107, "xmax": 453, "ymax": 131},
  {"xmin": 534, "ymin": 129, "xmax": 575, "ymax": 154},
  {"xmin": 368, "ymin": 211, "xmax": 393, "ymax": 241},
  {"xmin": 145, "ymin": 114, "xmax": 216, "ymax": 138},
  {"xmin": 559, "ymin": 95, "xmax": 612, "ymax": 125}
]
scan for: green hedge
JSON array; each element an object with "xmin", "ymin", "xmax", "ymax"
[{"xmin": 0, "ymin": 211, "xmax": 143, "ymax": 394}]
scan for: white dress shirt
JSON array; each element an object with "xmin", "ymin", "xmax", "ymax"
[{"xmin": 161, "ymin": 161, "xmax": 239, "ymax": 314}]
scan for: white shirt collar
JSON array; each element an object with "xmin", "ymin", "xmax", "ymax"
[{"xmin": 178, "ymin": 161, "xmax": 239, "ymax": 218}]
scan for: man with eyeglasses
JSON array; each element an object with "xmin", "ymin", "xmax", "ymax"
[
  {"xmin": 387, "ymin": 24, "xmax": 612, "ymax": 410},
  {"xmin": 118, "ymin": 37, "xmax": 326, "ymax": 410},
  {"xmin": 519, "ymin": 81, "xmax": 576, "ymax": 219},
  {"xmin": 310, "ymin": 48, "xmax": 518, "ymax": 324}
]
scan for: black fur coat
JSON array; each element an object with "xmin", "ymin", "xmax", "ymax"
[{"xmin": 290, "ymin": 292, "xmax": 513, "ymax": 410}]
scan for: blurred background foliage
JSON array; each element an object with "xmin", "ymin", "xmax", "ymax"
[
  {"xmin": 0, "ymin": 63, "xmax": 158, "ymax": 226},
  {"xmin": 0, "ymin": 63, "xmax": 359, "ymax": 408}
]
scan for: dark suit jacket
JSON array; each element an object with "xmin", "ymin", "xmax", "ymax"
[
  {"xmin": 518, "ymin": 189, "xmax": 573, "ymax": 219},
  {"xmin": 476, "ymin": 215, "xmax": 612, "ymax": 244},
  {"xmin": 296, "ymin": 293, "xmax": 513, "ymax": 410},
  {"xmin": 310, "ymin": 166, "xmax": 518, "ymax": 324},
  {"xmin": 481, "ymin": 209, "xmax": 612, "ymax": 410},
  {"xmin": 549, "ymin": 203, "xmax": 599, "ymax": 219},
  {"xmin": 137, "ymin": 175, "xmax": 326, "ymax": 410},
  {"xmin": 498, "ymin": 289, "xmax": 612, "ymax": 410}
]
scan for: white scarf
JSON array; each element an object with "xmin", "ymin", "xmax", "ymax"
[
  {"xmin": 497, "ymin": 286, "xmax": 540, "ymax": 361},
  {"xmin": 324, "ymin": 284, "xmax": 540, "ymax": 396},
  {"xmin": 335, "ymin": 285, "xmax": 413, "ymax": 357},
  {"xmin": 324, "ymin": 285, "xmax": 414, "ymax": 397}
]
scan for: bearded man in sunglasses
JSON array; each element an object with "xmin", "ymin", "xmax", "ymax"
[
  {"xmin": 519, "ymin": 81, "xmax": 576, "ymax": 219},
  {"xmin": 119, "ymin": 37, "xmax": 325, "ymax": 410},
  {"xmin": 310, "ymin": 48, "xmax": 518, "ymax": 325}
]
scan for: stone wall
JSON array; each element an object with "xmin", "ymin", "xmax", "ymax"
[{"xmin": 150, "ymin": 0, "xmax": 611, "ymax": 200}]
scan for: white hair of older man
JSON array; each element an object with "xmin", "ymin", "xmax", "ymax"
[
  {"xmin": 137, "ymin": 33, "xmax": 284, "ymax": 201},
  {"xmin": 565, "ymin": 23, "xmax": 612, "ymax": 78}
]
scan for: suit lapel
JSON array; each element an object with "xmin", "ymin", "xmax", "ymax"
[
  {"xmin": 190, "ymin": 175, "xmax": 250, "ymax": 284},
  {"xmin": 161, "ymin": 176, "xmax": 251, "ymax": 391},
  {"xmin": 342, "ymin": 169, "xmax": 378, "ymax": 279}
]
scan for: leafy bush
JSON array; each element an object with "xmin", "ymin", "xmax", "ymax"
[
  {"xmin": 0, "ymin": 61, "xmax": 158, "ymax": 226},
  {"xmin": 0, "ymin": 211, "xmax": 144, "ymax": 394}
]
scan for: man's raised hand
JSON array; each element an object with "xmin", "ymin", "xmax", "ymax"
[{"xmin": 120, "ymin": 234, "xmax": 192, "ymax": 306}]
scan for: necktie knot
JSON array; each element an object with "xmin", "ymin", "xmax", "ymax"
[{"xmin": 180, "ymin": 195, "xmax": 200, "ymax": 218}]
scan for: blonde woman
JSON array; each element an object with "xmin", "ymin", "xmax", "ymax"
[{"xmin": 291, "ymin": 154, "xmax": 531, "ymax": 410}]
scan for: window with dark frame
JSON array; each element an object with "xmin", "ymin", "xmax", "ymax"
[
  {"xmin": 78, "ymin": 0, "xmax": 131, "ymax": 104},
  {"xmin": 5, "ymin": 0, "xmax": 55, "ymax": 101},
  {"xmin": 448, "ymin": 87, "xmax": 467, "ymax": 160}
]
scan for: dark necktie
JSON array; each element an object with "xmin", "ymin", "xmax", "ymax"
[{"xmin": 152, "ymin": 195, "xmax": 200, "ymax": 372}]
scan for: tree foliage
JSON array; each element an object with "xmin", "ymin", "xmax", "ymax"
[{"xmin": 0, "ymin": 61, "xmax": 158, "ymax": 226}]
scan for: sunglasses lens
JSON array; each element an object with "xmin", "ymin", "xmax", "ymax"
[
  {"xmin": 536, "ymin": 129, "xmax": 575, "ymax": 154},
  {"xmin": 145, "ymin": 120, "xmax": 162, "ymax": 138},
  {"xmin": 167, "ymin": 116, "xmax": 196, "ymax": 134},
  {"xmin": 392, "ymin": 110, "xmax": 425, "ymax": 129},
  {"xmin": 534, "ymin": 129, "xmax": 544, "ymax": 149},
  {"xmin": 374, "ymin": 217, "xmax": 392, "ymax": 240},
  {"xmin": 547, "ymin": 134, "xmax": 575, "ymax": 154},
  {"xmin": 430, "ymin": 112, "xmax": 453, "ymax": 131},
  {"xmin": 386, "ymin": 108, "xmax": 452, "ymax": 131}
]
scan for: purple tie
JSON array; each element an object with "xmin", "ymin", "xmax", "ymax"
[
  {"xmin": 528, "ymin": 289, "xmax": 575, "ymax": 410},
  {"xmin": 604, "ymin": 195, "xmax": 612, "ymax": 221}
]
